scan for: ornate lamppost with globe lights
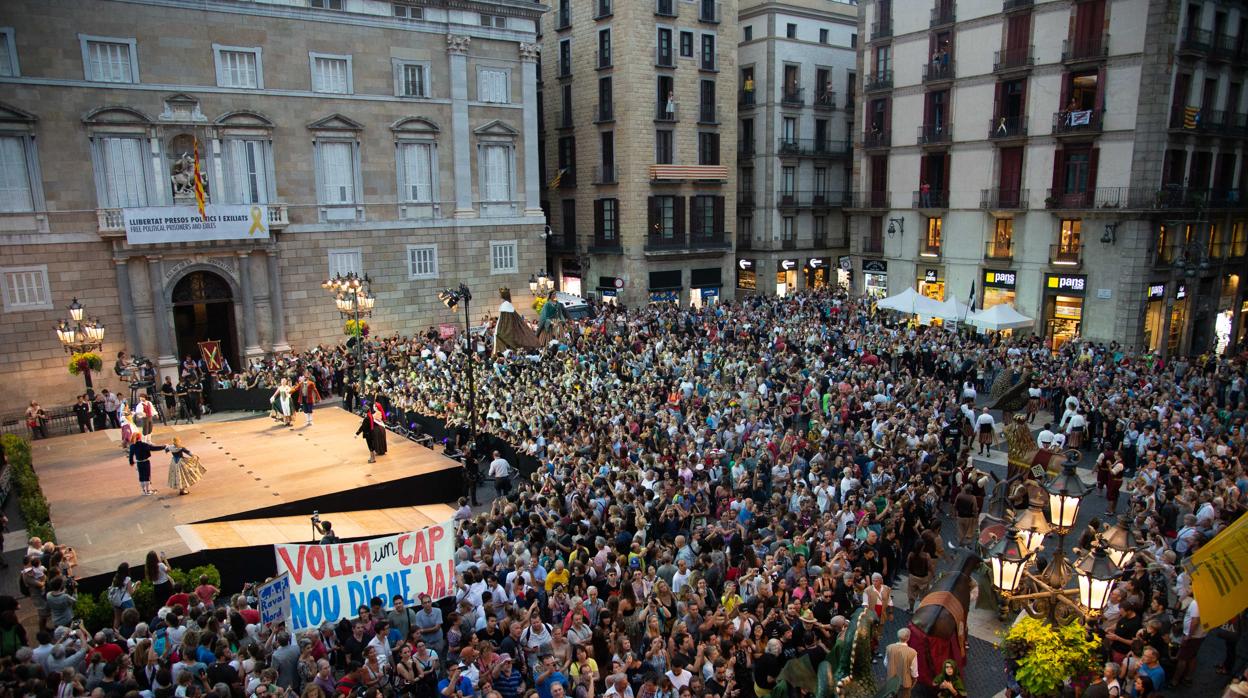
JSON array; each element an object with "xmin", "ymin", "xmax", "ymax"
[
  {"xmin": 321, "ymin": 272, "xmax": 375, "ymax": 413},
  {"xmin": 55, "ymin": 297, "xmax": 106, "ymax": 399},
  {"xmin": 528, "ymin": 270, "xmax": 554, "ymax": 296},
  {"xmin": 436, "ymin": 284, "xmax": 477, "ymax": 451},
  {"xmin": 988, "ymin": 461, "xmax": 1131, "ymax": 624}
]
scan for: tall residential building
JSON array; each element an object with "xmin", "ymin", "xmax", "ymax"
[
  {"xmin": 538, "ymin": 0, "xmax": 738, "ymax": 307},
  {"xmin": 0, "ymin": 0, "xmax": 547, "ymax": 403},
  {"xmin": 848, "ymin": 0, "xmax": 1248, "ymax": 355},
  {"xmin": 735, "ymin": 0, "xmax": 858, "ymax": 298}
]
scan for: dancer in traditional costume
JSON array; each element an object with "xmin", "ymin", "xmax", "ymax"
[
  {"xmin": 270, "ymin": 378, "xmax": 294, "ymax": 427},
  {"xmin": 164, "ymin": 437, "xmax": 206, "ymax": 495},
  {"xmin": 295, "ymin": 371, "xmax": 322, "ymax": 427},
  {"xmin": 356, "ymin": 402, "xmax": 388, "ymax": 463}
]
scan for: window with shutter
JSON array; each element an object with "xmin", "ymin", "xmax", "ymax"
[
  {"xmin": 404, "ymin": 64, "xmax": 425, "ymax": 97},
  {"xmin": 479, "ymin": 70, "xmax": 509, "ymax": 103},
  {"xmin": 400, "ymin": 143, "xmax": 434, "ymax": 203},
  {"xmin": 225, "ymin": 139, "xmax": 269, "ymax": 204},
  {"xmin": 1, "ymin": 266, "xmax": 51, "ymax": 311},
  {"xmin": 98, "ymin": 136, "xmax": 148, "ymax": 208},
  {"xmin": 490, "ymin": 242, "xmax": 518, "ymax": 273},
  {"xmin": 85, "ymin": 39, "xmax": 134, "ymax": 83},
  {"xmin": 482, "ymin": 145, "xmax": 512, "ymax": 202},
  {"xmin": 407, "ymin": 245, "xmax": 438, "ymax": 279},
  {"xmin": 0, "ymin": 137, "xmax": 33, "ymax": 213},
  {"xmin": 318, "ymin": 141, "xmax": 355, "ymax": 205},
  {"xmin": 312, "ymin": 55, "xmax": 351, "ymax": 94},
  {"xmin": 327, "ymin": 249, "xmax": 361, "ymax": 277},
  {"xmin": 216, "ymin": 48, "xmax": 260, "ymax": 88}
]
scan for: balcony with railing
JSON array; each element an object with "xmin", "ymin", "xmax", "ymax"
[
  {"xmin": 97, "ymin": 204, "xmax": 289, "ymax": 235},
  {"xmin": 646, "ymin": 229, "xmax": 729, "ymax": 253},
  {"xmin": 913, "ymin": 189, "xmax": 949, "ymax": 209},
  {"xmin": 655, "ymin": 103, "xmax": 677, "ymax": 122},
  {"xmin": 918, "ymin": 123, "xmax": 951, "ymax": 146},
  {"xmin": 697, "ymin": 0, "xmax": 720, "ymax": 23},
  {"xmin": 1003, "ymin": 0, "xmax": 1033, "ymax": 10},
  {"xmin": 1179, "ymin": 27, "xmax": 1212, "ymax": 56},
  {"xmin": 931, "ymin": 5, "xmax": 955, "ymax": 27},
  {"xmin": 1168, "ymin": 105, "xmax": 1234, "ymax": 134},
  {"xmin": 777, "ymin": 138, "xmax": 851, "ymax": 158},
  {"xmin": 698, "ymin": 104, "xmax": 720, "ymax": 124},
  {"xmin": 1052, "ymin": 108, "xmax": 1104, "ymax": 136},
  {"xmin": 864, "ymin": 71, "xmax": 893, "ymax": 92},
  {"xmin": 781, "ymin": 87, "xmax": 805, "ymax": 107},
  {"xmin": 923, "ymin": 61, "xmax": 955, "ymax": 83},
  {"xmin": 739, "ymin": 90, "xmax": 756, "ymax": 108},
  {"xmin": 871, "ymin": 19, "xmax": 892, "ymax": 40},
  {"xmin": 738, "ymin": 189, "xmax": 756, "ymax": 208},
  {"xmin": 863, "ymin": 129, "xmax": 891, "ymax": 149},
  {"xmin": 989, "ymin": 115, "xmax": 1028, "ymax": 140},
  {"xmin": 595, "ymin": 102, "xmax": 613, "ymax": 123},
  {"xmin": 1212, "ymin": 33, "xmax": 1238, "ymax": 61},
  {"xmin": 849, "ymin": 191, "xmax": 890, "ymax": 209},
  {"xmin": 984, "ymin": 239, "xmax": 1015, "ymax": 262},
  {"xmin": 777, "ymin": 190, "xmax": 850, "ymax": 208},
  {"xmin": 1049, "ymin": 244, "xmax": 1084, "ymax": 267},
  {"xmin": 592, "ymin": 165, "xmax": 617, "ymax": 185},
  {"xmin": 994, "ymin": 45, "xmax": 1034, "ymax": 72},
  {"xmin": 981, "ymin": 187, "xmax": 1029, "ymax": 210},
  {"xmin": 739, "ymin": 138, "xmax": 756, "ymax": 156},
  {"xmin": 814, "ymin": 90, "xmax": 836, "ymax": 110},
  {"xmin": 1062, "ymin": 34, "xmax": 1109, "ymax": 63},
  {"xmin": 557, "ymin": 167, "xmax": 577, "ymax": 188},
  {"xmin": 655, "ymin": 0, "xmax": 676, "ymax": 17}
]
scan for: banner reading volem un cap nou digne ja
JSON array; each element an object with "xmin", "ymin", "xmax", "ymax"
[{"xmin": 274, "ymin": 521, "xmax": 456, "ymax": 631}]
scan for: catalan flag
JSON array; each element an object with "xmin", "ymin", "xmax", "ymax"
[
  {"xmin": 1184, "ymin": 106, "xmax": 1200, "ymax": 130},
  {"xmin": 548, "ymin": 168, "xmax": 565, "ymax": 191},
  {"xmin": 193, "ymin": 137, "xmax": 207, "ymax": 221}
]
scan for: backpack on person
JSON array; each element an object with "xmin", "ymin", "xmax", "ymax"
[{"xmin": 107, "ymin": 584, "xmax": 126, "ymax": 607}]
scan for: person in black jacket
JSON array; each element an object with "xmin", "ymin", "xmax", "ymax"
[{"xmin": 127, "ymin": 434, "xmax": 166, "ymax": 497}]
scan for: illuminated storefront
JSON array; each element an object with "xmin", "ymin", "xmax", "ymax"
[
  {"xmin": 917, "ymin": 267, "xmax": 945, "ymax": 301},
  {"xmin": 1043, "ymin": 273, "xmax": 1086, "ymax": 349},
  {"xmin": 649, "ymin": 270, "xmax": 682, "ymax": 305},
  {"xmin": 981, "ymin": 270, "xmax": 1017, "ymax": 309},
  {"xmin": 863, "ymin": 259, "xmax": 888, "ymax": 298},
  {"xmin": 776, "ymin": 259, "xmax": 799, "ymax": 297},
  {"xmin": 837, "ymin": 256, "xmax": 853, "ymax": 291},
  {"xmin": 736, "ymin": 259, "xmax": 757, "ymax": 293},
  {"xmin": 1217, "ymin": 274, "xmax": 1239, "ymax": 355},
  {"xmin": 804, "ymin": 257, "xmax": 831, "ymax": 289},
  {"xmin": 1143, "ymin": 282, "xmax": 1166, "ymax": 352},
  {"xmin": 1168, "ymin": 283, "xmax": 1188, "ymax": 355},
  {"xmin": 690, "ymin": 268, "xmax": 722, "ymax": 308},
  {"xmin": 559, "ymin": 258, "xmax": 582, "ymax": 297}
]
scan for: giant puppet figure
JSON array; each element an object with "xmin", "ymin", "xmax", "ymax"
[
  {"xmin": 493, "ymin": 287, "xmax": 541, "ymax": 352},
  {"xmin": 907, "ymin": 551, "xmax": 981, "ymax": 686}
]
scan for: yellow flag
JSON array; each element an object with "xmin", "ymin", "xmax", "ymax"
[{"xmin": 1187, "ymin": 511, "xmax": 1248, "ymax": 630}]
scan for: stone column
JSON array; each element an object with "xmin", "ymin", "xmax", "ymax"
[
  {"xmin": 146, "ymin": 256, "xmax": 178, "ymax": 383},
  {"xmin": 237, "ymin": 251, "xmax": 263, "ymax": 359},
  {"xmin": 266, "ymin": 248, "xmax": 291, "ymax": 353},
  {"xmin": 113, "ymin": 258, "xmax": 141, "ymax": 355},
  {"xmin": 448, "ymin": 35, "xmax": 476, "ymax": 218},
  {"xmin": 520, "ymin": 42, "xmax": 543, "ymax": 217}
]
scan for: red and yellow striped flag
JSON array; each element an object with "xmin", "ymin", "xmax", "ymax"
[{"xmin": 193, "ymin": 138, "xmax": 207, "ymax": 221}]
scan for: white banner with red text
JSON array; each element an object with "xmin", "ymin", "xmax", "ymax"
[{"xmin": 274, "ymin": 521, "xmax": 456, "ymax": 631}]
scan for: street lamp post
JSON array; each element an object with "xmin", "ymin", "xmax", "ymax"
[
  {"xmin": 55, "ymin": 297, "xmax": 106, "ymax": 399},
  {"xmin": 528, "ymin": 270, "xmax": 554, "ymax": 296},
  {"xmin": 437, "ymin": 284, "xmax": 477, "ymax": 451},
  {"xmin": 988, "ymin": 461, "xmax": 1130, "ymax": 624},
  {"xmin": 322, "ymin": 272, "xmax": 374, "ymax": 413}
]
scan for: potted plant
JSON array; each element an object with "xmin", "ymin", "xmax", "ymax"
[
  {"xmin": 344, "ymin": 319, "xmax": 370, "ymax": 337},
  {"xmin": 67, "ymin": 351, "xmax": 103, "ymax": 376},
  {"xmin": 1000, "ymin": 616, "xmax": 1102, "ymax": 697}
]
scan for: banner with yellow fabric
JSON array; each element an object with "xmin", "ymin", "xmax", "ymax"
[{"xmin": 1187, "ymin": 511, "xmax": 1248, "ymax": 630}]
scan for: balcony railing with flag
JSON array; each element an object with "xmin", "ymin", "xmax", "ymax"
[
  {"xmin": 1169, "ymin": 105, "xmax": 1230, "ymax": 134},
  {"xmin": 1049, "ymin": 244, "xmax": 1084, "ymax": 267},
  {"xmin": 865, "ymin": 71, "xmax": 893, "ymax": 92},
  {"xmin": 863, "ymin": 129, "xmax": 891, "ymax": 149},
  {"xmin": 555, "ymin": 167, "xmax": 576, "ymax": 189},
  {"xmin": 918, "ymin": 123, "xmax": 951, "ymax": 146},
  {"xmin": 981, "ymin": 188, "xmax": 1029, "ymax": 210},
  {"xmin": 923, "ymin": 61, "xmax": 955, "ymax": 83},
  {"xmin": 984, "ymin": 239, "xmax": 1015, "ymax": 261},
  {"xmin": 994, "ymin": 45, "xmax": 1034, "ymax": 71},
  {"xmin": 814, "ymin": 90, "xmax": 836, "ymax": 110},
  {"xmin": 1062, "ymin": 34, "xmax": 1109, "ymax": 62},
  {"xmin": 781, "ymin": 87, "xmax": 805, "ymax": 107},
  {"xmin": 989, "ymin": 115, "xmax": 1027, "ymax": 139},
  {"xmin": 96, "ymin": 204, "xmax": 289, "ymax": 235},
  {"xmin": 777, "ymin": 138, "xmax": 851, "ymax": 157},
  {"xmin": 913, "ymin": 189, "xmax": 949, "ymax": 209},
  {"xmin": 1052, "ymin": 108, "xmax": 1103, "ymax": 135}
]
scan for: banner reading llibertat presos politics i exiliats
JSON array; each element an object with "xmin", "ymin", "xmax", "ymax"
[{"xmin": 274, "ymin": 521, "xmax": 456, "ymax": 631}]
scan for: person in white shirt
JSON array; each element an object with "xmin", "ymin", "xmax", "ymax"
[
  {"xmin": 488, "ymin": 451, "xmax": 513, "ymax": 496},
  {"xmin": 1036, "ymin": 423, "xmax": 1056, "ymax": 450},
  {"xmin": 975, "ymin": 408, "xmax": 997, "ymax": 456},
  {"xmin": 671, "ymin": 559, "xmax": 692, "ymax": 595},
  {"xmin": 1065, "ymin": 410, "xmax": 1087, "ymax": 449}
]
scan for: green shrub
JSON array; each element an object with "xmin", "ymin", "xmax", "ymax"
[
  {"xmin": 1, "ymin": 434, "xmax": 55, "ymax": 543},
  {"xmin": 73, "ymin": 590, "xmax": 113, "ymax": 633}
]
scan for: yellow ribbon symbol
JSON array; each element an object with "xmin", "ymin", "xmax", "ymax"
[{"xmin": 249, "ymin": 206, "xmax": 267, "ymax": 236}]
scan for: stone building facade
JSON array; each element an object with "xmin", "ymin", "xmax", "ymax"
[
  {"xmin": 0, "ymin": 0, "xmax": 547, "ymax": 404},
  {"xmin": 847, "ymin": 0, "xmax": 1248, "ymax": 355},
  {"xmin": 538, "ymin": 0, "xmax": 739, "ymax": 307},
  {"xmin": 735, "ymin": 0, "xmax": 858, "ymax": 298}
]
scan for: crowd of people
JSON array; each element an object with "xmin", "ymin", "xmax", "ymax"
[{"xmin": 3, "ymin": 288, "xmax": 1248, "ymax": 698}]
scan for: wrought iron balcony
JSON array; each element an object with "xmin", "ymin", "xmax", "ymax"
[
  {"xmin": 863, "ymin": 129, "xmax": 891, "ymax": 149},
  {"xmin": 918, "ymin": 123, "xmax": 952, "ymax": 146},
  {"xmin": 864, "ymin": 72, "xmax": 893, "ymax": 92},
  {"xmin": 781, "ymin": 87, "xmax": 805, "ymax": 107},
  {"xmin": 1052, "ymin": 109, "xmax": 1103, "ymax": 135},
  {"xmin": 871, "ymin": 19, "xmax": 892, "ymax": 40},
  {"xmin": 984, "ymin": 239, "xmax": 1015, "ymax": 262},
  {"xmin": 914, "ymin": 189, "xmax": 949, "ymax": 209},
  {"xmin": 1062, "ymin": 34, "xmax": 1109, "ymax": 63},
  {"xmin": 923, "ymin": 61, "xmax": 955, "ymax": 83},
  {"xmin": 994, "ymin": 46, "xmax": 1034, "ymax": 72},
  {"xmin": 1049, "ymin": 244, "xmax": 1083, "ymax": 267},
  {"xmin": 981, "ymin": 188, "xmax": 1029, "ymax": 210},
  {"xmin": 989, "ymin": 115, "xmax": 1028, "ymax": 139}
]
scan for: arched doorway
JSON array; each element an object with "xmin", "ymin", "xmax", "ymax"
[{"xmin": 171, "ymin": 271, "xmax": 239, "ymax": 373}]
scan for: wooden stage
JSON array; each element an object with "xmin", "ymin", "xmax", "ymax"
[{"xmin": 31, "ymin": 408, "xmax": 463, "ymax": 583}]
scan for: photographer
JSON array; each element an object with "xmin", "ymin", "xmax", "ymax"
[
  {"xmin": 313, "ymin": 513, "xmax": 339, "ymax": 544},
  {"xmin": 44, "ymin": 576, "xmax": 76, "ymax": 630}
]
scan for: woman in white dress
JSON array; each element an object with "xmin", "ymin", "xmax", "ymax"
[{"xmin": 271, "ymin": 378, "xmax": 294, "ymax": 427}]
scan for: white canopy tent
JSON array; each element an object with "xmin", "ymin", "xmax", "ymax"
[
  {"xmin": 932, "ymin": 296, "xmax": 973, "ymax": 321},
  {"xmin": 875, "ymin": 287, "xmax": 944, "ymax": 316},
  {"xmin": 967, "ymin": 303, "xmax": 1035, "ymax": 331}
]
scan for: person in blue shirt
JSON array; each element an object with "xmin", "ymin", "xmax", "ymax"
[
  {"xmin": 439, "ymin": 663, "xmax": 475, "ymax": 698},
  {"xmin": 534, "ymin": 654, "xmax": 568, "ymax": 698}
]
